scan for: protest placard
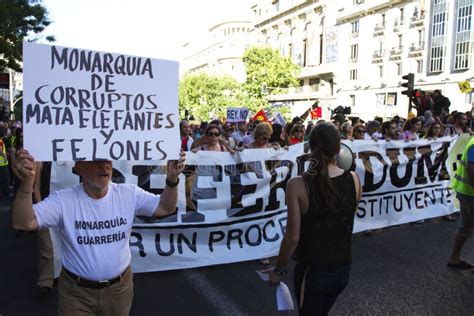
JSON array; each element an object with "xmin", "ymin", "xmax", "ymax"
[
  {"xmin": 23, "ymin": 42, "xmax": 180, "ymax": 161},
  {"xmin": 226, "ymin": 108, "xmax": 249, "ymax": 123}
]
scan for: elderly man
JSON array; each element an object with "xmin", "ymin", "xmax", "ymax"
[{"xmin": 12, "ymin": 149, "xmax": 185, "ymax": 315}]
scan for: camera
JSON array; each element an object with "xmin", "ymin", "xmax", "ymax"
[{"xmin": 331, "ymin": 105, "xmax": 351, "ymax": 124}]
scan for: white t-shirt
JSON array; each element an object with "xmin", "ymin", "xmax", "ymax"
[
  {"xmin": 231, "ymin": 131, "xmax": 246, "ymax": 146},
  {"xmin": 34, "ymin": 183, "xmax": 160, "ymax": 281},
  {"xmin": 242, "ymin": 134, "xmax": 254, "ymax": 146}
]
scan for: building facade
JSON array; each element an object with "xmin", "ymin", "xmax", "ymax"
[
  {"xmin": 252, "ymin": 0, "xmax": 473, "ymax": 120},
  {"xmin": 181, "ymin": 21, "xmax": 255, "ymax": 83},
  {"xmin": 180, "ymin": 0, "xmax": 473, "ymax": 120}
]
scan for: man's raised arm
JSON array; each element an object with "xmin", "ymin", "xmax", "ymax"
[
  {"xmin": 153, "ymin": 151, "xmax": 186, "ymax": 218},
  {"xmin": 12, "ymin": 149, "xmax": 39, "ymax": 231}
]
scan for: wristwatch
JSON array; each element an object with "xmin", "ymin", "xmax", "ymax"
[
  {"xmin": 273, "ymin": 266, "xmax": 287, "ymax": 276},
  {"xmin": 165, "ymin": 177, "xmax": 179, "ymax": 188}
]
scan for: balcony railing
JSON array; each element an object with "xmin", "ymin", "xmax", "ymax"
[
  {"xmin": 390, "ymin": 46, "xmax": 403, "ymax": 56},
  {"xmin": 373, "ymin": 23, "xmax": 385, "ymax": 36},
  {"xmin": 389, "ymin": 46, "xmax": 403, "ymax": 60},
  {"xmin": 372, "ymin": 50, "xmax": 384, "ymax": 63},
  {"xmin": 393, "ymin": 19, "xmax": 403, "ymax": 32},
  {"xmin": 351, "ymin": 31, "xmax": 359, "ymax": 38},
  {"xmin": 410, "ymin": 13, "xmax": 425, "ymax": 27},
  {"xmin": 409, "ymin": 42, "xmax": 424, "ymax": 52},
  {"xmin": 408, "ymin": 42, "xmax": 425, "ymax": 57}
]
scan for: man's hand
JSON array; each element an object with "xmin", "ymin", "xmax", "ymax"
[
  {"xmin": 260, "ymin": 268, "xmax": 281, "ymax": 287},
  {"xmin": 13, "ymin": 149, "xmax": 36, "ymax": 185},
  {"xmin": 167, "ymin": 150, "xmax": 186, "ymax": 180}
]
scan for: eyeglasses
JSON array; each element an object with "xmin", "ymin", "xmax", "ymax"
[
  {"xmin": 294, "ymin": 130, "xmax": 303, "ymax": 133},
  {"xmin": 207, "ymin": 132, "xmax": 221, "ymax": 137},
  {"xmin": 354, "ymin": 129, "xmax": 365, "ymax": 133}
]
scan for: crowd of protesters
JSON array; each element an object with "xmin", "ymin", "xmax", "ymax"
[
  {"xmin": 0, "ymin": 89, "xmax": 472, "ymax": 307},
  {"xmin": 178, "ymin": 97, "xmax": 471, "ymax": 155}
]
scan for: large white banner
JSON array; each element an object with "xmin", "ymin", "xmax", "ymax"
[
  {"xmin": 23, "ymin": 42, "xmax": 180, "ymax": 161},
  {"xmin": 50, "ymin": 137, "xmax": 462, "ymax": 273}
]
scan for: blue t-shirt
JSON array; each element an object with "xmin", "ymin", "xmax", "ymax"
[{"xmin": 468, "ymin": 143, "xmax": 474, "ymax": 162}]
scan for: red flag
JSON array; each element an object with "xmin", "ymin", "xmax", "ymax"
[
  {"xmin": 252, "ymin": 109, "xmax": 268, "ymax": 122},
  {"xmin": 310, "ymin": 107, "xmax": 322, "ymax": 119}
]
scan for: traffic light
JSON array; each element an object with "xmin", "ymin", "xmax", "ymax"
[{"xmin": 401, "ymin": 73, "xmax": 414, "ymax": 97}]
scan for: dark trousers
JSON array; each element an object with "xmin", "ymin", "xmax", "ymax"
[
  {"xmin": 293, "ymin": 263, "xmax": 350, "ymax": 316},
  {"xmin": 0, "ymin": 165, "xmax": 9, "ymax": 198}
]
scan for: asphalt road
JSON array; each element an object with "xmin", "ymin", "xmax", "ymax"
[{"xmin": 1, "ymin": 198, "xmax": 473, "ymax": 316}]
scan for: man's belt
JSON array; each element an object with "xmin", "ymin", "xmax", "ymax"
[{"xmin": 63, "ymin": 266, "xmax": 128, "ymax": 289}]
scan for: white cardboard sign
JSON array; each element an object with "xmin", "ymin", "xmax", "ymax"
[
  {"xmin": 23, "ymin": 42, "xmax": 180, "ymax": 161},
  {"xmin": 226, "ymin": 107, "xmax": 249, "ymax": 123}
]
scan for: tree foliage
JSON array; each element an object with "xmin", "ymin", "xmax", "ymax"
[
  {"xmin": 178, "ymin": 47, "xmax": 300, "ymax": 122},
  {"xmin": 179, "ymin": 72, "xmax": 247, "ymax": 122},
  {"xmin": 242, "ymin": 46, "xmax": 300, "ymax": 109},
  {"xmin": 0, "ymin": 0, "xmax": 54, "ymax": 72}
]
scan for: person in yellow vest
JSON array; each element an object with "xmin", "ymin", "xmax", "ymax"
[
  {"xmin": 0, "ymin": 128, "xmax": 10, "ymax": 200},
  {"xmin": 447, "ymin": 136, "xmax": 474, "ymax": 270}
]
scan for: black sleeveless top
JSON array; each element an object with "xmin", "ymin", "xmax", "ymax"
[{"xmin": 293, "ymin": 171, "xmax": 357, "ymax": 268}]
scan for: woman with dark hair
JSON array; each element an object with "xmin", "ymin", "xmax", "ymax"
[
  {"xmin": 266, "ymin": 123, "xmax": 362, "ymax": 315},
  {"xmin": 269, "ymin": 124, "xmax": 289, "ymax": 147},
  {"xmin": 192, "ymin": 124, "xmax": 233, "ymax": 153},
  {"xmin": 352, "ymin": 124, "xmax": 366, "ymax": 140},
  {"xmin": 399, "ymin": 117, "xmax": 422, "ymax": 140},
  {"xmin": 424, "ymin": 121, "xmax": 443, "ymax": 139}
]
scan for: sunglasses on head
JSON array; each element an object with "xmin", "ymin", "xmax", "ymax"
[{"xmin": 207, "ymin": 132, "xmax": 221, "ymax": 137}]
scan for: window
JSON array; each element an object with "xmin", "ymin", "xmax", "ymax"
[
  {"xmin": 379, "ymin": 65, "xmax": 383, "ymax": 78},
  {"xmin": 350, "ymin": 44, "xmax": 358, "ymax": 61},
  {"xmin": 455, "ymin": 42, "xmax": 471, "ymax": 69},
  {"xmin": 309, "ymin": 78, "xmax": 320, "ymax": 92},
  {"xmin": 376, "ymin": 93, "xmax": 385, "ymax": 106},
  {"xmin": 387, "ymin": 93, "xmax": 397, "ymax": 106},
  {"xmin": 351, "ymin": 20, "xmax": 359, "ymax": 34},
  {"xmin": 457, "ymin": 4, "xmax": 472, "ymax": 32},
  {"xmin": 429, "ymin": 1, "xmax": 447, "ymax": 73},
  {"xmin": 466, "ymin": 90, "xmax": 474, "ymax": 104},
  {"xmin": 397, "ymin": 63, "xmax": 402, "ymax": 75},
  {"xmin": 319, "ymin": 33, "xmax": 323, "ymax": 65},
  {"xmin": 398, "ymin": 35, "xmax": 403, "ymax": 47},
  {"xmin": 432, "ymin": 12, "xmax": 447, "ymax": 37},
  {"xmin": 296, "ymin": 79, "xmax": 304, "ymax": 93},
  {"xmin": 454, "ymin": 3, "xmax": 473, "ymax": 70},
  {"xmin": 273, "ymin": 0, "xmax": 279, "ymax": 11},
  {"xmin": 303, "ymin": 39, "xmax": 308, "ymax": 67},
  {"xmin": 418, "ymin": 29, "xmax": 424, "ymax": 43},
  {"xmin": 430, "ymin": 46, "xmax": 445, "ymax": 72},
  {"xmin": 417, "ymin": 59, "xmax": 423, "ymax": 73},
  {"xmin": 350, "ymin": 69, "xmax": 358, "ymax": 80},
  {"xmin": 400, "ymin": 8, "xmax": 404, "ymax": 21},
  {"xmin": 350, "ymin": 95, "xmax": 356, "ymax": 107},
  {"xmin": 381, "ymin": 13, "xmax": 386, "ymax": 26}
]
